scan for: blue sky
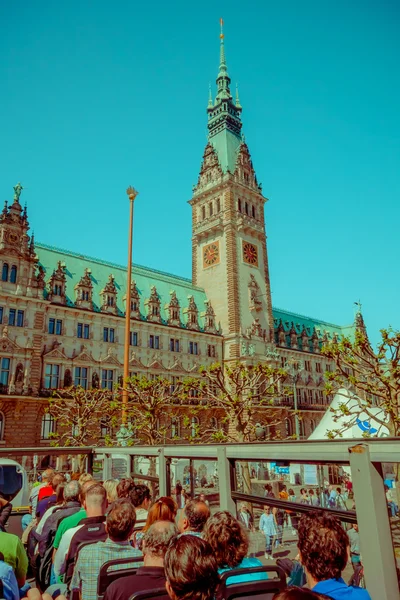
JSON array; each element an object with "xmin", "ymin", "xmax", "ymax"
[{"xmin": 1, "ymin": 1, "xmax": 398, "ymax": 347}]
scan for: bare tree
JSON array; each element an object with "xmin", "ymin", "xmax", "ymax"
[{"xmin": 322, "ymin": 319, "xmax": 400, "ymax": 438}]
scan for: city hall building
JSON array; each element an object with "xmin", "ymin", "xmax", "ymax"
[{"xmin": 0, "ymin": 32, "xmax": 359, "ymax": 448}]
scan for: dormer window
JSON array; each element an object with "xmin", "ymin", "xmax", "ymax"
[
  {"xmin": 166, "ymin": 290, "xmax": 180, "ymax": 326},
  {"xmin": 48, "ymin": 261, "xmax": 67, "ymax": 305},
  {"xmin": 184, "ymin": 295, "xmax": 199, "ymax": 331},
  {"xmin": 75, "ymin": 268, "xmax": 93, "ymax": 309},
  {"xmin": 145, "ymin": 285, "xmax": 161, "ymax": 323},
  {"xmin": 100, "ymin": 274, "xmax": 118, "ymax": 315}
]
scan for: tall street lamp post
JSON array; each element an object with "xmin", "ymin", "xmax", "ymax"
[
  {"xmin": 116, "ymin": 186, "xmax": 138, "ymax": 447},
  {"xmin": 286, "ymin": 359, "xmax": 304, "ymax": 440}
]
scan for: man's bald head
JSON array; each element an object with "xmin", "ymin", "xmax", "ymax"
[
  {"xmin": 143, "ymin": 520, "xmax": 178, "ymax": 558},
  {"xmin": 179, "ymin": 500, "xmax": 210, "ymax": 533}
]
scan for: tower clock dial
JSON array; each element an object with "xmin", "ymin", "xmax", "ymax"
[
  {"xmin": 242, "ymin": 241, "xmax": 258, "ymax": 266},
  {"xmin": 203, "ymin": 241, "xmax": 220, "ymax": 268}
]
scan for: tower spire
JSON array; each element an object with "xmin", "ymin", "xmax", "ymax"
[
  {"xmin": 208, "ymin": 83, "xmax": 213, "ymax": 108},
  {"xmin": 216, "ymin": 18, "xmax": 231, "ymax": 101}
]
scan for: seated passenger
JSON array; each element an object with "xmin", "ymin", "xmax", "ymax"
[
  {"xmin": 297, "ymin": 511, "xmax": 372, "ymax": 599},
  {"xmin": 165, "ymin": 535, "xmax": 220, "ymax": 600},
  {"xmin": 203, "ymin": 511, "xmax": 267, "ymax": 585},
  {"xmin": 177, "ymin": 499, "xmax": 210, "ymax": 538},
  {"xmin": 70, "ymin": 499, "xmax": 142, "ymax": 600},
  {"xmin": 0, "ymin": 529, "xmax": 29, "ymax": 593},
  {"xmin": 53, "ymin": 483, "xmax": 108, "ymax": 582},
  {"xmin": 36, "ymin": 474, "xmax": 65, "ymax": 521},
  {"xmin": 104, "ymin": 520, "xmax": 177, "ymax": 600},
  {"xmin": 134, "ymin": 496, "xmax": 177, "ymax": 550},
  {"xmin": 0, "ymin": 550, "xmax": 19, "ymax": 600},
  {"xmin": 128, "ymin": 484, "xmax": 152, "ymax": 521}
]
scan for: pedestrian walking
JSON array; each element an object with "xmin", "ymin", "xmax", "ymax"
[{"xmin": 259, "ymin": 506, "xmax": 277, "ymax": 559}]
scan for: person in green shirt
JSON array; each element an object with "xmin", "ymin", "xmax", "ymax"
[
  {"xmin": 0, "ymin": 531, "xmax": 28, "ymax": 588},
  {"xmin": 53, "ymin": 480, "xmax": 97, "ymax": 551}
]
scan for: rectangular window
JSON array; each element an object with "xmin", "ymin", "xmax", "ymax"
[
  {"xmin": 0, "ymin": 307, "xmax": 3, "ymax": 324},
  {"xmin": 101, "ymin": 369, "xmax": 114, "ymax": 391},
  {"xmin": 77, "ymin": 323, "xmax": 90, "ymax": 339},
  {"xmin": 149, "ymin": 335, "xmax": 160, "ymax": 349},
  {"xmin": 103, "ymin": 327, "xmax": 115, "ymax": 343},
  {"xmin": 304, "ymin": 360, "xmax": 312, "ymax": 372},
  {"xmin": 130, "ymin": 331, "xmax": 138, "ymax": 346},
  {"xmin": 315, "ymin": 362, "xmax": 322, "ymax": 373},
  {"xmin": 307, "ymin": 389, "xmax": 314, "ymax": 403},
  {"xmin": 207, "ymin": 344, "xmax": 216, "ymax": 358},
  {"xmin": 16, "ymin": 310, "xmax": 24, "ymax": 327},
  {"xmin": 8, "ymin": 309, "xmax": 15, "ymax": 326},
  {"xmin": 49, "ymin": 318, "xmax": 62, "ymax": 335},
  {"xmin": 189, "ymin": 341, "xmax": 198, "ymax": 355},
  {"xmin": 251, "ymin": 205, "xmax": 256, "ymax": 218},
  {"xmin": 44, "ymin": 364, "xmax": 60, "ymax": 389},
  {"xmin": 74, "ymin": 367, "xmax": 88, "ymax": 389},
  {"xmin": 0, "ymin": 358, "xmax": 10, "ymax": 387},
  {"xmin": 209, "ymin": 202, "xmax": 213, "ymax": 216},
  {"xmin": 326, "ymin": 364, "xmax": 331, "ymax": 372}
]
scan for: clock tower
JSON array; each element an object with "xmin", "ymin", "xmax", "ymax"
[{"xmin": 190, "ymin": 22, "xmax": 274, "ymax": 362}]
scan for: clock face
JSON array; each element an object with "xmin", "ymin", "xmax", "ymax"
[
  {"xmin": 243, "ymin": 241, "xmax": 258, "ymax": 266},
  {"xmin": 203, "ymin": 241, "xmax": 220, "ymax": 268}
]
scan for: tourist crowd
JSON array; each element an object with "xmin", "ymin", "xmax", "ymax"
[{"xmin": 0, "ymin": 469, "xmax": 373, "ymax": 600}]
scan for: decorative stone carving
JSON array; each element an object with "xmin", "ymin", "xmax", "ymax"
[
  {"xmin": 100, "ymin": 274, "xmax": 118, "ymax": 315},
  {"xmin": 301, "ymin": 326, "xmax": 309, "ymax": 352},
  {"xmin": 248, "ymin": 274, "xmax": 262, "ymax": 312},
  {"xmin": 277, "ymin": 320, "xmax": 286, "ymax": 347},
  {"xmin": 47, "ymin": 261, "xmax": 67, "ymax": 304},
  {"xmin": 193, "ymin": 143, "xmax": 223, "ymax": 193},
  {"xmin": 289, "ymin": 323, "xmax": 298, "ymax": 349},
  {"xmin": 233, "ymin": 142, "xmax": 262, "ymax": 192},
  {"xmin": 75, "ymin": 268, "xmax": 93, "ymax": 309},
  {"xmin": 184, "ymin": 295, "xmax": 199, "ymax": 331},
  {"xmin": 145, "ymin": 286, "xmax": 162, "ymax": 323},
  {"xmin": 129, "ymin": 281, "xmax": 141, "ymax": 319},
  {"xmin": 311, "ymin": 327, "xmax": 320, "ymax": 353},
  {"xmin": 250, "ymin": 318, "xmax": 263, "ymax": 338}
]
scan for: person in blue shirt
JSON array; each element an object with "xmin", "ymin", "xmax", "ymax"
[
  {"xmin": 0, "ymin": 555, "xmax": 19, "ymax": 600},
  {"xmin": 203, "ymin": 510, "xmax": 268, "ymax": 585},
  {"xmin": 297, "ymin": 511, "xmax": 372, "ymax": 600}
]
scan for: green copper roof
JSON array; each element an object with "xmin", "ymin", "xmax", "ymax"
[
  {"xmin": 36, "ymin": 243, "xmax": 210, "ymax": 330},
  {"xmin": 210, "ymin": 128, "xmax": 242, "ymax": 174},
  {"xmin": 273, "ymin": 307, "xmax": 354, "ymax": 342}
]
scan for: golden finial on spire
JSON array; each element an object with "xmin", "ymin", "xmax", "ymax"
[{"xmin": 220, "ymin": 17, "xmax": 224, "ymax": 39}]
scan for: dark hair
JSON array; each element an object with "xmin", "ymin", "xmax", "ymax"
[
  {"xmin": 203, "ymin": 510, "xmax": 248, "ymax": 569},
  {"xmin": 143, "ymin": 496, "xmax": 177, "ymax": 533},
  {"xmin": 184, "ymin": 500, "xmax": 210, "ymax": 532},
  {"xmin": 129, "ymin": 484, "xmax": 151, "ymax": 508},
  {"xmin": 288, "ymin": 489, "xmax": 294, "ymax": 496},
  {"xmin": 298, "ymin": 511, "xmax": 349, "ymax": 581},
  {"xmin": 165, "ymin": 535, "xmax": 220, "ymax": 600},
  {"xmin": 55, "ymin": 483, "xmax": 65, "ymax": 504},
  {"xmin": 273, "ymin": 588, "xmax": 333, "ymax": 599},
  {"xmin": 117, "ymin": 478, "xmax": 136, "ymax": 498},
  {"xmin": 106, "ymin": 499, "xmax": 136, "ymax": 541},
  {"xmin": 51, "ymin": 473, "xmax": 65, "ymax": 492}
]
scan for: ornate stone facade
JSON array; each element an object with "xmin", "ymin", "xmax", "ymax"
[{"xmin": 0, "ymin": 33, "xmax": 359, "ymax": 448}]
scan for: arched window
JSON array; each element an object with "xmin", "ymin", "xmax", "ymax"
[
  {"xmin": 210, "ymin": 417, "xmax": 218, "ymax": 430},
  {"xmin": 310, "ymin": 418, "xmax": 316, "ymax": 434},
  {"xmin": 9, "ymin": 266, "xmax": 17, "ymax": 284},
  {"xmin": 0, "ymin": 412, "xmax": 5, "ymax": 441},
  {"xmin": 41, "ymin": 414, "xmax": 55, "ymax": 440},
  {"xmin": 191, "ymin": 416, "xmax": 199, "ymax": 438},
  {"xmin": 286, "ymin": 418, "xmax": 294, "ymax": 437},
  {"xmin": 171, "ymin": 417, "xmax": 180, "ymax": 439},
  {"xmin": 299, "ymin": 419, "xmax": 306, "ymax": 439},
  {"xmin": 100, "ymin": 418, "xmax": 111, "ymax": 439},
  {"xmin": 1, "ymin": 263, "xmax": 9, "ymax": 282}
]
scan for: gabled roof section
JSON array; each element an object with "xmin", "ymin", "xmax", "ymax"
[
  {"xmin": 35, "ymin": 243, "xmax": 212, "ymax": 332},
  {"xmin": 272, "ymin": 306, "xmax": 355, "ymax": 342}
]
